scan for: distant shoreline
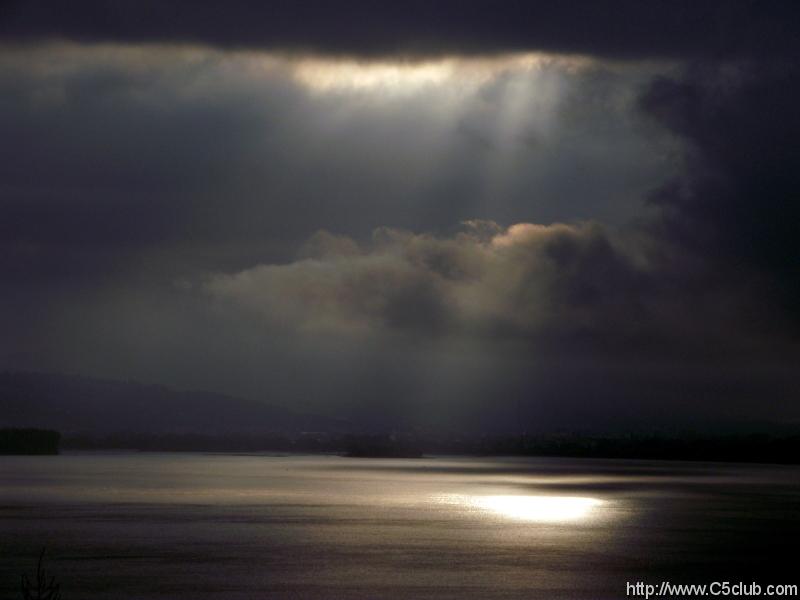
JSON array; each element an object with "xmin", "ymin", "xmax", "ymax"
[{"xmin": 36, "ymin": 431, "xmax": 800, "ymax": 466}]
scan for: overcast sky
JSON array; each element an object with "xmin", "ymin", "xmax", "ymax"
[{"xmin": 2, "ymin": 1, "xmax": 799, "ymax": 432}]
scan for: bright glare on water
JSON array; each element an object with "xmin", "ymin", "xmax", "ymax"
[
  {"xmin": 437, "ymin": 494, "xmax": 604, "ymax": 522},
  {"xmin": 2, "ymin": 453, "xmax": 800, "ymax": 599}
]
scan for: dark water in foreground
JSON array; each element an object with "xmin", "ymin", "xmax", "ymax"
[{"xmin": 2, "ymin": 453, "xmax": 800, "ymax": 599}]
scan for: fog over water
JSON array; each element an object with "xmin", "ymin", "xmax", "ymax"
[{"xmin": 2, "ymin": 453, "xmax": 799, "ymax": 599}]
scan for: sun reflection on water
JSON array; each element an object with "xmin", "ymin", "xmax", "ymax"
[{"xmin": 436, "ymin": 494, "xmax": 604, "ymax": 523}]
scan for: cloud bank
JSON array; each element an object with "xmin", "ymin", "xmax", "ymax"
[
  {"xmin": 208, "ymin": 222, "xmax": 637, "ymax": 335},
  {"xmin": 208, "ymin": 218, "xmax": 788, "ymax": 362}
]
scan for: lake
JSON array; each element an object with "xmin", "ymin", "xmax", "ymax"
[{"xmin": 2, "ymin": 453, "xmax": 800, "ymax": 598}]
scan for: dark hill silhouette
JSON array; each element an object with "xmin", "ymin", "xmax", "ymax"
[{"xmin": 0, "ymin": 371, "xmax": 348, "ymax": 435}]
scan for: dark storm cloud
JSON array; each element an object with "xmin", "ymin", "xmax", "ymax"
[
  {"xmin": 2, "ymin": 0, "xmax": 799, "ymax": 60},
  {"xmin": 640, "ymin": 60, "xmax": 800, "ymax": 323}
]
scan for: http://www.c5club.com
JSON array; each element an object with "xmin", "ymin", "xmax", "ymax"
[{"xmin": 627, "ymin": 581, "xmax": 799, "ymax": 598}]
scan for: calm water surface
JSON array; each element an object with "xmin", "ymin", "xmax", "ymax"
[{"xmin": 2, "ymin": 453, "xmax": 800, "ymax": 599}]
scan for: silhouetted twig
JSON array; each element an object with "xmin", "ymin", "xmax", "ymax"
[{"xmin": 21, "ymin": 548, "xmax": 61, "ymax": 600}]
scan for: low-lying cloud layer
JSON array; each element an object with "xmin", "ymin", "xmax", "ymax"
[
  {"xmin": 208, "ymin": 222, "xmax": 641, "ymax": 337},
  {"xmin": 208, "ymin": 216, "xmax": 790, "ymax": 364},
  {"xmin": 199, "ymin": 217, "xmax": 800, "ymax": 432}
]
